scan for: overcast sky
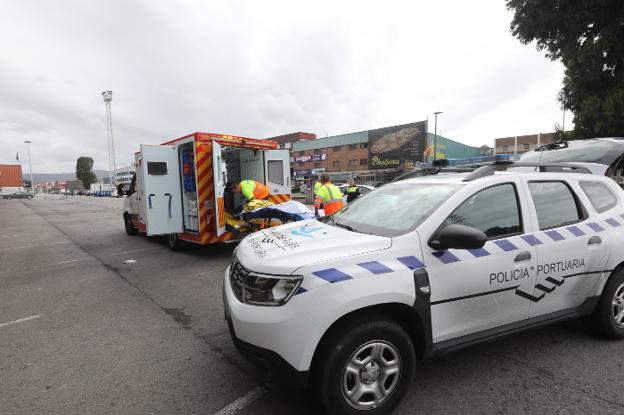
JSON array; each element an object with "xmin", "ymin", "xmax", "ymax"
[{"xmin": 0, "ymin": 0, "xmax": 569, "ymax": 173}]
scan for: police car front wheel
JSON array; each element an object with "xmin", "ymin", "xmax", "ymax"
[{"xmin": 314, "ymin": 314, "xmax": 415, "ymax": 415}]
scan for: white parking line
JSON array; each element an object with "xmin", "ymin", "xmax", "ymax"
[
  {"xmin": 213, "ymin": 386, "xmax": 266, "ymax": 415},
  {"xmin": 108, "ymin": 247, "xmax": 159, "ymax": 256},
  {"xmin": 0, "ymin": 257, "xmax": 94, "ymax": 274},
  {"xmin": 0, "ymin": 234, "xmax": 20, "ymax": 238},
  {"xmin": 0, "ymin": 314, "xmax": 41, "ymax": 329},
  {"xmin": 0, "ymin": 241, "xmax": 71, "ymax": 252}
]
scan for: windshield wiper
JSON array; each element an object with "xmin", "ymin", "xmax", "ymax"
[{"xmin": 333, "ymin": 220, "xmax": 358, "ymax": 233}]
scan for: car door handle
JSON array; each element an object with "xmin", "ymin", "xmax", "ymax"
[
  {"xmin": 148, "ymin": 193, "xmax": 155, "ymax": 209},
  {"xmin": 514, "ymin": 251, "xmax": 532, "ymax": 262},
  {"xmin": 588, "ymin": 236, "xmax": 602, "ymax": 245}
]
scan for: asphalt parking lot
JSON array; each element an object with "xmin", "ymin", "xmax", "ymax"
[{"xmin": 2, "ymin": 196, "xmax": 624, "ymax": 414}]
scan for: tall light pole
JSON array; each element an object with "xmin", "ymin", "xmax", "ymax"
[
  {"xmin": 433, "ymin": 111, "xmax": 443, "ymax": 161},
  {"xmin": 24, "ymin": 140, "xmax": 33, "ymax": 192},
  {"xmin": 102, "ymin": 91, "xmax": 116, "ymax": 186}
]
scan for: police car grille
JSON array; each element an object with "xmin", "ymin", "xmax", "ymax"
[{"xmin": 229, "ymin": 258, "xmax": 249, "ymax": 302}]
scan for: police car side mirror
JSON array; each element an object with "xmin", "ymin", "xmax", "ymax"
[{"xmin": 428, "ymin": 224, "xmax": 487, "ymax": 251}]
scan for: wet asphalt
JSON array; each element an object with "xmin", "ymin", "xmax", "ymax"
[{"xmin": 1, "ymin": 196, "xmax": 624, "ymax": 414}]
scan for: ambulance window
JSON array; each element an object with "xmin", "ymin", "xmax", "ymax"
[
  {"xmin": 267, "ymin": 160, "xmax": 284, "ymax": 185},
  {"xmin": 579, "ymin": 181, "xmax": 617, "ymax": 213},
  {"xmin": 147, "ymin": 162, "xmax": 167, "ymax": 175},
  {"xmin": 441, "ymin": 183, "xmax": 521, "ymax": 239},
  {"xmin": 528, "ymin": 181, "xmax": 584, "ymax": 230}
]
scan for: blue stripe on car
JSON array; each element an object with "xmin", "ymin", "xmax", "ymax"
[
  {"xmin": 545, "ymin": 230, "xmax": 565, "ymax": 241},
  {"xmin": 468, "ymin": 248, "xmax": 490, "ymax": 257},
  {"xmin": 606, "ymin": 218, "xmax": 621, "ymax": 227},
  {"xmin": 521, "ymin": 235, "xmax": 542, "ymax": 246},
  {"xmin": 566, "ymin": 226, "xmax": 585, "ymax": 237},
  {"xmin": 397, "ymin": 256, "xmax": 425, "ymax": 270},
  {"xmin": 294, "ymin": 287, "xmax": 307, "ymax": 295},
  {"xmin": 432, "ymin": 251, "xmax": 460, "ymax": 264},
  {"xmin": 587, "ymin": 222, "xmax": 604, "ymax": 232},
  {"xmin": 357, "ymin": 261, "xmax": 393, "ymax": 275},
  {"xmin": 494, "ymin": 240, "xmax": 518, "ymax": 251},
  {"xmin": 313, "ymin": 268, "xmax": 352, "ymax": 283}
]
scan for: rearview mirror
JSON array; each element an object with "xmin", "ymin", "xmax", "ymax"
[{"xmin": 428, "ymin": 224, "xmax": 487, "ymax": 250}]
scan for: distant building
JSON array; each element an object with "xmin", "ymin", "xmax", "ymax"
[
  {"xmin": 494, "ymin": 132, "xmax": 559, "ymax": 155},
  {"xmin": 113, "ymin": 165, "xmax": 135, "ymax": 189},
  {"xmin": 0, "ymin": 164, "xmax": 23, "ymax": 188},
  {"xmin": 286, "ymin": 121, "xmax": 480, "ymax": 183}
]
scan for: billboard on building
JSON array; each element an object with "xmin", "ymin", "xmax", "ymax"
[{"xmin": 368, "ymin": 121, "xmax": 427, "ymax": 169}]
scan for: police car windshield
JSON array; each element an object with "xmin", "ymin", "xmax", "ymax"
[{"xmin": 331, "ymin": 182, "xmax": 462, "ymax": 237}]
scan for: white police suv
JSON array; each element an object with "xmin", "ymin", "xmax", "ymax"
[{"xmin": 223, "ymin": 161, "xmax": 624, "ymax": 415}]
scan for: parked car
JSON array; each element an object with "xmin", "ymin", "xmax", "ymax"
[
  {"xmin": 2, "ymin": 191, "xmax": 33, "ymax": 200},
  {"xmin": 520, "ymin": 137, "xmax": 624, "ymax": 177}
]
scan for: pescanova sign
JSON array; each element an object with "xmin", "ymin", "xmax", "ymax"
[{"xmin": 368, "ymin": 121, "xmax": 427, "ymax": 169}]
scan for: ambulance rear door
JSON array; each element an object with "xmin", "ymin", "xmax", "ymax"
[
  {"xmin": 263, "ymin": 150, "xmax": 291, "ymax": 196},
  {"xmin": 212, "ymin": 141, "xmax": 227, "ymax": 236},
  {"xmin": 139, "ymin": 144, "xmax": 183, "ymax": 236}
]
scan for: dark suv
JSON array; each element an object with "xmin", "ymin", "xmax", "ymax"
[{"xmin": 520, "ymin": 138, "xmax": 624, "ymax": 180}]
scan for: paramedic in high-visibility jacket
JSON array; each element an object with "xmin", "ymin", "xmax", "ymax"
[
  {"xmin": 234, "ymin": 180, "xmax": 270, "ymax": 202},
  {"xmin": 314, "ymin": 173, "xmax": 344, "ymax": 217}
]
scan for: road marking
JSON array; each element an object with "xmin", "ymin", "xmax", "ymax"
[
  {"xmin": 0, "ymin": 314, "xmax": 41, "ymax": 329},
  {"xmin": 213, "ymin": 386, "xmax": 266, "ymax": 415},
  {"xmin": 0, "ymin": 241, "xmax": 71, "ymax": 252},
  {"xmin": 0, "ymin": 257, "xmax": 94, "ymax": 274},
  {"xmin": 0, "ymin": 234, "xmax": 20, "ymax": 238},
  {"xmin": 108, "ymin": 247, "xmax": 159, "ymax": 256}
]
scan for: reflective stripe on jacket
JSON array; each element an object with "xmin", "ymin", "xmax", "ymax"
[
  {"xmin": 240, "ymin": 180, "xmax": 269, "ymax": 200},
  {"xmin": 314, "ymin": 182, "xmax": 344, "ymax": 216}
]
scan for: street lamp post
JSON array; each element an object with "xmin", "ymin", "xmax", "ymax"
[
  {"xmin": 433, "ymin": 111, "xmax": 443, "ymax": 161},
  {"xmin": 24, "ymin": 140, "xmax": 33, "ymax": 193},
  {"xmin": 101, "ymin": 91, "xmax": 116, "ymax": 188}
]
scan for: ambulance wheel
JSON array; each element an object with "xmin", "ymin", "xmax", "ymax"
[
  {"xmin": 124, "ymin": 214, "xmax": 138, "ymax": 235},
  {"xmin": 167, "ymin": 233, "xmax": 184, "ymax": 251},
  {"xmin": 314, "ymin": 314, "xmax": 414, "ymax": 415},
  {"xmin": 589, "ymin": 269, "xmax": 624, "ymax": 339}
]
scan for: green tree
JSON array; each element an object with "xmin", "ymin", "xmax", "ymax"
[
  {"xmin": 506, "ymin": 0, "xmax": 624, "ymax": 138},
  {"xmin": 76, "ymin": 157, "xmax": 97, "ymax": 189}
]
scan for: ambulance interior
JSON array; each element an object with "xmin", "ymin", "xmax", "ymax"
[{"xmin": 176, "ymin": 141, "xmax": 267, "ymax": 234}]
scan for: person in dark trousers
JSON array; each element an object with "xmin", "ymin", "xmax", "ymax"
[
  {"xmin": 117, "ymin": 183, "xmax": 124, "ymax": 197},
  {"xmin": 344, "ymin": 178, "xmax": 360, "ymax": 203}
]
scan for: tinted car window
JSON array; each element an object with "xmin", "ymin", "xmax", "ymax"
[
  {"xmin": 520, "ymin": 140, "xmax": 624, "ymax": 166},
  {"xmin": 579, "ymin": 181, "xmax": 617, "ymax": 213},
  {"xmin": 440, "ymin": 183, "xmax": 521, "ymax": 238},
  {"xmin": 529, "ymin": 181, "xmax": 582, "ymax": 229}
]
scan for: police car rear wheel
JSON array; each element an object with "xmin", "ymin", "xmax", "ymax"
[
  {"xmin": 590, "ymin": 269, "xmax": 624, "ymax": 339},
  {"xmin": 315, "ymin": 314, "xmax": 414, "ymax": 415}
]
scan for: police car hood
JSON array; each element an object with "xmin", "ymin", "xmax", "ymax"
[{"xmin": 236, "ymin": 219, "xmax": 392, "ymax": 274}]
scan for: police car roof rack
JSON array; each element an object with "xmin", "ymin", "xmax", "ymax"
[{"xmin": 462, "ymin": 161, "xmax": 592, "ymax": 182}]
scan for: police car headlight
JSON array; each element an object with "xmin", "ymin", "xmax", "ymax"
[{"xmin": 242, "ymin": 274, "xmax": 303, "ymax": 306}]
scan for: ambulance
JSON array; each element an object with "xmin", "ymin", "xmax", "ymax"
[
  {"xmin": 224, "ymin": 161, "xmax": 624, "ymax": 414},
  {"xmin": 123, "ymin": 132, "xmax": 291, "ymax": 249}
]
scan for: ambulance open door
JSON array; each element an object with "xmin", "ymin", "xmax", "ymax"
[
  {"xmin": 212, "ymin": 141, "xmax": 227, "ymax": 236},
  {"xmin": 139, "ymin": 144, "xmax": 183, "ymax": 236},
  {"xmin": 264, "ymin": 150, "xmax": 291, "ymax": 196}
]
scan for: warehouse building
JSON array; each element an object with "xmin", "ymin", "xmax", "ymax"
[{"xmin": 284, "ymin": 121, "xmax": 480, "ymax": 184}]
